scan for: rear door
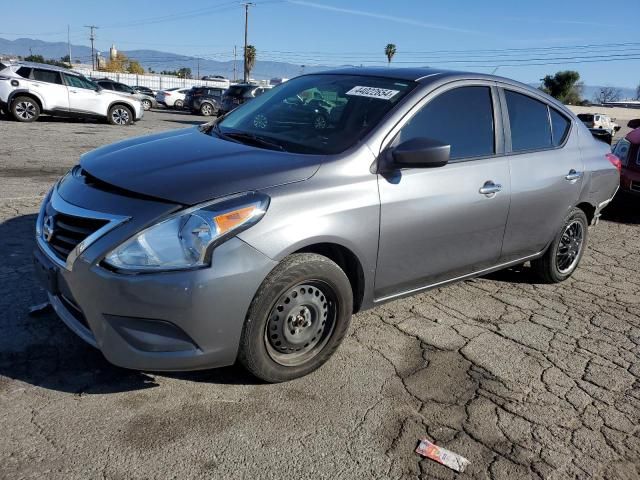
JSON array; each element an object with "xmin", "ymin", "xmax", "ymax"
[
  {"xmin": 30, "ymin": 68, "xmax": 69, "ymax": 111},
  {"xmin": 375, "ymin": 82, "xmax": 511, "ymax": 300},
  {"xmin": 498, "ymin": 87, "xmax": 582, "ymax": 262}
]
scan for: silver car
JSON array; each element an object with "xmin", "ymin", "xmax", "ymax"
[{"xmin": 33, "ymin": 68, "xmax": 619, "ymax": 382}]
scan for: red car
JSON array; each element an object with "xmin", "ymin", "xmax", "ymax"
[{"xmin": 613, "ymin": 128, "xmax": 640, "ymax": 195}]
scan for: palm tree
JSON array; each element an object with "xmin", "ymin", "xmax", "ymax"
[
  {"xmin": 385, "ymin": 43, "xmax": 397, "ymax": 66},
  {"xmin": 244, "ymin": 45, "xmax": 256, "ymax": 82}
]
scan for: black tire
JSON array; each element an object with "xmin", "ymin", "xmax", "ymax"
[
  {"xmin": 11, "ymin": 96, "xmax": 40, "ymax": 122},
  {"xmin": 200, "ymin": 102, "xmax": 216, "ymax": 116},
  {"xmin": 107, "ymin": 104, "xmax": 133, "ymax": 125},
  {"xmin": 174, "ymin": 100, "xmax": 184, "ymax": 109},
  {"xmin": 532, "ymin": 208, "xmax": 589, "ymax": 283},
  {"xmin": 238, "ymin": 253, "xmax": 353, "ymax": 383},
  {"xmin": 141, "ymin": 99, "xmax": 152, "ymax": 111}
]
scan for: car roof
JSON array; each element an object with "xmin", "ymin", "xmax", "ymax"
[
  {"xmin": 626, "ymin": 128, "xmax": 640, "ymax": 144},
  {"xmin": 7, "ymin": 60, "xmax": 82, "ymax": 75}
]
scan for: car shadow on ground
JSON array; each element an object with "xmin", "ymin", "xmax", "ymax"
[
  {"xmin": 600, "ymin": 195, "xmax": 640, "ymax": 225},
  {"xmin": 0, "ymin": 214, "xmax": 260, "ymax": 396}
]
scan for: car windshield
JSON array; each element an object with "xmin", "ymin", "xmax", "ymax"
[
  {"xmin": 578, "ymin": 114, "xmax": 594, "ymax": 122},
  {"xmin": 217, "ymin": 74, "xmax": 416, "ymax": 154},
  {"xmin": 226, "ymin": 85, "xmax": 253, "ymax": 96}
]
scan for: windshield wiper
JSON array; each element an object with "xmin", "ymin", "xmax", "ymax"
[{"xmin": 223, "ymin": 132, "xmax": 286, "ymax": 151}]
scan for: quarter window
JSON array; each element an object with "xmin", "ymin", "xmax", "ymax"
[
  {"xmin": 16, "ymin": 67, "xmax": 32, "ymax": 78},
  {"xmin": 32, "ymin": 69, "xmax": 63, "ymax": 85},
  {"xmin": 550, "ymin": 108, "xmax": 570, "ymax": 146},
  {"xmin": 396, "ymin": 86, "xmax": 495, "ymax": 160}
]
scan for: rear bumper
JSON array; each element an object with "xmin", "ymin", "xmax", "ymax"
[{"xmin": 621, "ymin": 168, "xmax": 640, "ymax": 195}]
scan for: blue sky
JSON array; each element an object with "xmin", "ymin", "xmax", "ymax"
[{"xmin": 3, "ymin": 0, "xmax": 639, "ymax": 88}]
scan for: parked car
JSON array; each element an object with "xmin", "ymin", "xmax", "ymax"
[
  {"xmin": 612, "ymin": 127, "xmax": 640, "ymax": 195},
  {"xmin": 33, "ymin": 68, "xmax": 619, "ymax": 382},
  {"xmin": 94, "ymin": 78, "xmax": 157, "ymax": 111},
  {"xmin": 201, "ymin": 75, "xmax": 226, "ymax": 81},
  {"xmin": 133, "ymin": 85, "xmax": 157, "ymax": 98},
  {"xmin": 184, "ymin": 86, "xmax": 224, "ymax": 116},
  {"xmin": 156, "ymin": 87, "xmax": 190, "ymax": 109},
  {"xmin": 0, "ymin": 61, "xmax": 143, "ymax": 124},
  {"xmin": 219, "ymin": 83, "xmax": 271, "ymax": 115},
  {"xmin": 577, "ymin": 113, "xmax": 621, "ymax": 144}
]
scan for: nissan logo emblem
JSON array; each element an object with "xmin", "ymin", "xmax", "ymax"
[{"xmin": 43, "ymin": 215, "xmax": 54, "ymax": 242}]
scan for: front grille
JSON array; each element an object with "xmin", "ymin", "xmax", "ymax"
[{"xmin": 46, "ymin": 210, "xmax": 108, "ymax": 262}]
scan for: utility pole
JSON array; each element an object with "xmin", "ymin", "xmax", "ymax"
[
  {"xmin": 67, "ymin": 25, "xmax": 72, "ymax": 66},
  {"xmin": 241, "ymin": 2, "xmax": 254, "ymax": 83},
  {"xmin": 233, "ymin": 45, "xmax": 237, "ymax": 82},
  {"xmin": 197, "ymin": 57, "xmax": 200, "ymax": 79},
  {"xmin": 84, "ymin": 25, "xmax": 98, "ymax": 70}
]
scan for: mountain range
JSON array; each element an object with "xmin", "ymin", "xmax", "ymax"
[{"xmin": 1, "ymin": 37, "xmax": 637, "ymax": 99}]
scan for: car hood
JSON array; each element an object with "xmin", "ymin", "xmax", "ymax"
[{"xmin": 80, "ymin": 127, "xmax": 321, "ymax": 205}]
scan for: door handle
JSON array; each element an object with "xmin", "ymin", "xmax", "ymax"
[
  {"xmin": 479, "ymin": 181, "xmax": 502, "ymax": 195},
  {"xmin": 69, "ymin": 89, "xmax": 77, "ymax": 93},
  {"xmin": 565, "ymin": 169, "xmax": 583, "ymax": 182}
]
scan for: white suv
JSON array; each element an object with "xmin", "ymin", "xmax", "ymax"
[{"xmin": 0, "ymin": 61, "xmax": 143, "ymax": 125}]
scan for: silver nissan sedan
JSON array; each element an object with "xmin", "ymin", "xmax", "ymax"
[{"xmin": 33, "ymin": 68, "xmax": 620, "ymax": 382}]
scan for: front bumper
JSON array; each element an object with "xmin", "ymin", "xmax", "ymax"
[{"xmin": 34, "ymin": 181, "xmax": 277, "ymax": 371}]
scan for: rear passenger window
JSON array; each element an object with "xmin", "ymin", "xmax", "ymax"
[
  {"xmin": 550, "ymin": 108, "xmax": 570, "ymax": 146},
  {"xmin": 397, "ymin": 86, "xmax": 495, "ymax": 160},
  {"xmin": 32, "ymin": 69, "xmax": 63, "ymax": 85},
  {"xmin": 505, "ymin": 90, "xmax": 551, "ymax": 152},
  {"xmin": 612, "ymin": 139, "xmax": 631, "ymax": 167}
]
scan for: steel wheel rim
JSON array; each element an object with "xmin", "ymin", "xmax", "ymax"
[
  {"xmin": 202, "ymin": 104, "xmax": 212, "ymax": 115},
  {"xmin": 556, "ymin": 220, "xmax": 584, "ymax": 274},
  {"xmin": 265, "ymin": 281, "xmax": 337, "ymax": 367},
  {"xmin": 16, "ymin": 101, "xmax": 36, "ymax": 119},
  {"xmin": 112, "ymin": 108, "xmax": 129, "ymax": 125}
]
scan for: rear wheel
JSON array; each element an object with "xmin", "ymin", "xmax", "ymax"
[
  {"xmin": 238, "ymin": 253, "xmax": 353, "ymax": 383},
  {"xmin": 11, "ymin": 96, "xmax": 40, "ymax": 122},
  {"xmin": 174, "ymin": 99, "xmax": 184, "ymax": 109},
  {"xmin": 141, "ymin": 98, "xmax": 152, "ymax": 110},
  {"xmin": 200, "ymin": 102, "xmax": 215, "ymax": 116},
  {"xmin": 108, "ymin": 105, "xmax": 133, "ymax": 125},
  {"xmin": 532, "ymin": 208, "xmax": 588, "ymax": 283}
]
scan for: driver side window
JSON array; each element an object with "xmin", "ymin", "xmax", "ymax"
[
  {"xmin": 396, "ymin": 86, "xmax": 495, "ymax": 161},
  {"xmin": 64, "ymin": 75, "xmax": 95, "ymax": 90}
]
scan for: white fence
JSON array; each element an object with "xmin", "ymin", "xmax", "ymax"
[{"xmin": 73, "ymin": 68, "xmax": 231, "ymax": 90}]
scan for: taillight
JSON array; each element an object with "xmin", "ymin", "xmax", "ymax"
[
  {"xmin": 164, "ymin": 92, "xmax": 171, "ymax": 96},
  {"xmin": 606, "ymin": 153, "xmax": 621, "ymax": 172}
]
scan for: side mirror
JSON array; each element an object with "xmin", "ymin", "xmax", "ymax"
[{"xmin": 391, "ymin": 138, "xmax": 450, "ymax": 168}]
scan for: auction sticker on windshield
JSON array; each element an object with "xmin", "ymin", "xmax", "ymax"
[{"xmin": 346, "ymin": 86, "xmax": 400, "ymax": 100}]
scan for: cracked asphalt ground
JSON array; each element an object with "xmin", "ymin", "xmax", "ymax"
[{"xmin": 1, "ymin": 109, "xmax": 639, "ymax": 480}]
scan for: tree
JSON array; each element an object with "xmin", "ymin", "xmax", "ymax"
[
  {"xmin": 593, "ymin": 87, "xmax": 622, "ymax": 104},
  {"xmin": 177, "ymin": 67, "xmax": 192, "ymax": 79},
  {"xmin": 127, "ymin": 60, "xmax": 144, "ymax": 75},
  {"xmin": 103, "ymin": 52, "xmax": 128, "ymax": 72},
  {"xmin": 23, "ymin": 54, "xmax": 69, "ymax": 69},
  {"xmin": 244, "ymin": 45, "xmax": 256, "ymax": 80},
  {"xmin": 385, "ymin": 43, "xmax": 397, "ymax": 65},
  {"xmin": 540, "ymin": 70, "xmax": 582, "ymax": 104}
]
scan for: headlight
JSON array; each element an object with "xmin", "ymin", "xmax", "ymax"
[{"xmin": 104, "ymin": 192, "xmax": 269, "ymax": 272}]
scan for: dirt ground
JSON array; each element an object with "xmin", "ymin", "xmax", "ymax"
[{"xmin": 1, "ymin": 109, "xmax": 639, "ymax": 479}]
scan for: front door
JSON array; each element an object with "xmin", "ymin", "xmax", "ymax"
[
  {"xmin": 63, "ymin": 74, "xmax": 104, "ymax": 115},
  {"xmin": 375, "ymin": 84, "xmax": 511, "ymax": 300},
  {"xmin": 498, "ymin": 88, "xmax": 583, "ymax": 262}
]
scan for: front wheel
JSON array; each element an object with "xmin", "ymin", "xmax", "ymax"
[
  {"xmin": 108, "ymin": 105, "xmax": 133, "ymax": 125},
  {"xmin": 141, "ymin": 99, "xmax": 152, "ymax": 110},
  {"xmin": 532, "ymin": 208, "xmax": 588, "ymax": 283},
  {"xmin": 238, "ymin": 253, "xmax": 353, "ymax": 383}
]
